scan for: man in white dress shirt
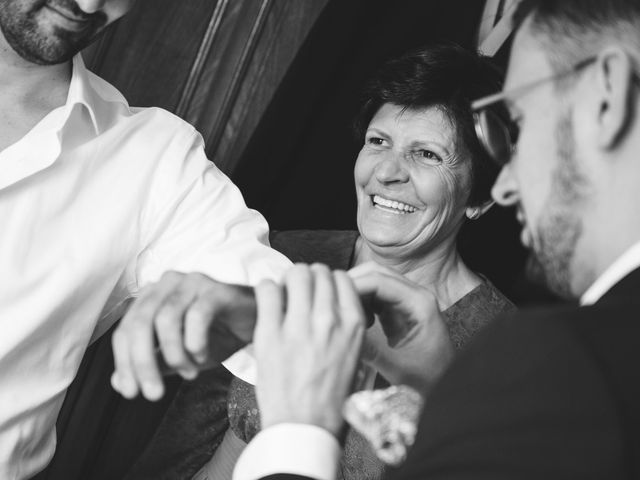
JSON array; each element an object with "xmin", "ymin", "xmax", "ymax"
[
  {"xmin": 0, "ymin": 1, "xmax": 289, "ymax": 478},
  {"xmin": 233, "ymin": 0, "xmax": 640, "ymax": 479}
]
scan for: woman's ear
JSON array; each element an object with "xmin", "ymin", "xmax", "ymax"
[
  {"xmin": 593, "ymin": 47, "xmax": 635, "ymax": 149},
  {"xmin": 465, "ymin": 200, "xmax": 494, "ymax": 220}
]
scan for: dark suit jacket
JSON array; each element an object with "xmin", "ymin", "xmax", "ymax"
[{"xmin": 262, "ymin": 268, "xmax": 640, "ymax": 480}]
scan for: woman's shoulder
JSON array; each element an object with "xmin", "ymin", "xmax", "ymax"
[
  {"xmin": 443, "ymin": 278, "xmax": 516, "ymax": 349},
  {"xmin": 269, "ymin": 230, "xmax": 359, "ymax": 270},
  {"xmin": 454, "ymin": 278, "xmax": 517, "ymax": 319},
  {"xmin": 473, "ymin": 278, "xmax": 517, "ymax": 313}
]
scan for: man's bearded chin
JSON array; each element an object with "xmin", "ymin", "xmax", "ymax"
[
  {"xmin": 525, "ymin": 221, "xmax": 582, "ymax": 301},
  {"xmin": 0, "ymin": 0, "xmax": 107, "ymax": 65},
  {"xmin": 524, "ymin": 107, "xmax": 588, "ymax": 301}
]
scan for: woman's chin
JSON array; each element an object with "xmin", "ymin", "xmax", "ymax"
[{"xmin": 360, "ymin": 230, "xmax": 421, "ymax": 254}]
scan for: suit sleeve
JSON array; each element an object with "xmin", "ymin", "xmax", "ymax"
[{"xmin": 388, "ymin": 309, "xmax": 625, "ymax": 480}]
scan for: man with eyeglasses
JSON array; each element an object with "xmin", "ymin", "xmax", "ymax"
[{"xmin": 230, "ymin": 1, "xmax": 640, "ymax": 479}]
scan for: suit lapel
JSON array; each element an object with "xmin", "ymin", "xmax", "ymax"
[{"xmin": 597, "ymin": 267, "xmax": 640, "ymax": 304}]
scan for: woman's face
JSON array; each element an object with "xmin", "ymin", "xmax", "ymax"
[{"xmin": 355, "ymin": 103, "xmax": 473, "ymax": 257}]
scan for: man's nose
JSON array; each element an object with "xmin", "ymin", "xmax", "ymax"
[
  {"xmin": 75, "ymin": 0, "xmax": 106, "ymax": 13},
  {"xmin": 491, "ymin": 163, "xmax": 519, "ymax": 206},
  {"xmin": 374, "ymin": 153, "xmax": 410, "ymax": 184}
]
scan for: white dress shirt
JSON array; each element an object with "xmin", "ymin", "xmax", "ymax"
[
  {"xmin": 234, "ymin": 241, "xmax": 640, "ymax": 480},
  {"xmin": 580, "ymin": 241, "xmax": 640, "ymax": 305},
  {"xmin": 0, "ymin": 55, "xmax": 290, "ymax": 480}
]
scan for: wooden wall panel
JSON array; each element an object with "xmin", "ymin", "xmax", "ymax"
[
  {"xmin": 81, "ymin": 0, "xmax": 329, "ymax": 176},
  {"xmin": 84, "ymin": 0, "xmax": 219, "ymax": 112},
  {"xmin": 188, "ymin": 0, "xmax": 330, "ymax": 172}
]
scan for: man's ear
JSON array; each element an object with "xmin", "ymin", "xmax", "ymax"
[
  {"xmin": 594, "ymin": 47, "xmax": 635, "ymax": 150},
  {"xmin": 465, "ymin": 200, "xmax": 494, "ymax": 220}
]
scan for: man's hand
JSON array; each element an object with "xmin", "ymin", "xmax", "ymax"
[
  {"xmin": 111, "ymin": 271, "xmax": 256, "ymax": 401},
  {"xmin": 255, "ymin": 264, "xmax": 365, "ymax": 438},
  {"xmin": 349, "ymin": 262, "xmax": 454, "ymax": 391}
]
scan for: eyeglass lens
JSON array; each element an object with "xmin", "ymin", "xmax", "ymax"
[{"xmin": 475, "ymin": 109, "xmax": 517, "ymax": 166}]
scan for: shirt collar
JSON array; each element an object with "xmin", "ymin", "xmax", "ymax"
[
  {"xmin": 580, "ymin": 240, "xmax": 640, "ymax": 305},
  {"xmin": 66, "ymin": 55, "xmax": 102, "ymax": 135},
  {"xmin": 67, "ymin": 54, "xmax": 131, "ymax": 135}
]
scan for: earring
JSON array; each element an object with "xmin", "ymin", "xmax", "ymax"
[{"xmin": 466, "ymin": 208, "xmax": 480, "ymax": 220}]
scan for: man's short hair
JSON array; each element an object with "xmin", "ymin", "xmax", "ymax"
[{"xmin": 514, "ymin": 0, "xmax": 640, "ymax": 73}]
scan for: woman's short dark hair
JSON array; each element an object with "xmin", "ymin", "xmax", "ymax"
[{"xmin": 353, "ymin": 43, "xmax": 503, "ymax": 207}]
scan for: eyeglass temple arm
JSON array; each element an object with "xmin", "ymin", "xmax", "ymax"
[{"xmin": 472, "ymin": 56, "xmax": 599, "ymax": 111}]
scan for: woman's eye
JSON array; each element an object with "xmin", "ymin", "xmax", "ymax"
[
  {"xmin": 366, "ymin": 137, "xmax": 386, "ymax": 146},
  {"xmin": 415, "ymin": 149, "xmax": 441, "ymax": 163}
]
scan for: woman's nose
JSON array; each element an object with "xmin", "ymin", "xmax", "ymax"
[
  {"xmin": 374, "ymin": 153, "xmax": 409, "ymax": 184},
  {"xmin": 491, "ymin": 163, "xmax": 519, "ymax": 207}
]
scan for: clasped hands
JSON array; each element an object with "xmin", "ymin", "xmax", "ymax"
[{"xmin": 111, "ymin": 264, "xmax": 453, "ymax": 437}]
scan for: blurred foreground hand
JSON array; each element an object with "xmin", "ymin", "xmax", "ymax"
[{"xmin": 255, "ymin": 264, "xmax": 366, "ymax": 438}]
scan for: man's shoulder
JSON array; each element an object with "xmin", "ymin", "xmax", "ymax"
[
  {"xmin": 502, "ymin": 299, "xmax": 639, "ymax": 340},
  {"xmin": 126, "ymin": 106, "xmax": 198, "ymax": 140},
  {"xmin": 85, "ymin": 68, "xmax": 198, "ymax": 141},
  {"xmin": 400, "ymin": 299, "xmax": 640, "ymax": 480},
  {"xmin": 445, "ymin": 299, "xmax": 640, "ymax": 419},
  {"xmin": 469, "ymin": 300, "xmax": 640, "ymax": 363}
]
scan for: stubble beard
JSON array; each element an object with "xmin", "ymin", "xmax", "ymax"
[
  {"xmin": 0, "ymin": 0, "xmax": 106, "ymax": 65},
  {"xmin": 526, "ymin": 109, "xmax": 588, "ymax": 300}
]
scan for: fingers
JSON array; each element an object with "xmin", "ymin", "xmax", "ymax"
[
  {"xmin": 112, "ymin": 272, "xmax": 241, "ymax": 401},
  {"xmin": 111, "ymin": 327, "xmax": 136, "ymax": 397},
  {"xmin": 311, "ymin": 264, "xmax": 336, "ymax": 315},
  {"xmin": 334, "ymin": 270, "xmax": 366, "ymax": 336},
  {"xmin": 348, "ymin": 262, "xmax": 437, "ymax": 347},
  {"xmin": 155, "ymin": 291, "xmax": 198, "ymax": 379},
  {"xmin": 309, "ymin": 264, "xmax": 337, "ymax": 339},
  {"xmin": 254, "ymin": 264, "xmax": 365, "ymax": 436},
  {"xmin": 112, "ymin": 274, "xmax": 184, "ymax": 401},
  {"xmin": 254, "ymin": 279, "xmax": 285, "ymax": 361},
  {"xmin": 256, "ymin": 264, "xmax": 364, "ymax": 355},
  {"xmin": 284, "ymin": 264, "xmax": 314, "ymax": 330},
  {"xmin": 183, "ymin": 295, "xmax": 219, "ymax": 365}
]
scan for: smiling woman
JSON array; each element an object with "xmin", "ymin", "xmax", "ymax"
[
  {"xmin": 355, "ymin": 105, "xmax": 475, "ymax": 259},
  {"xmin": 181, "ymin": 43, "xmax": 517, "ymax": 480},
  {"xmin": 349, "ymin": 44, "xmax": 504, "ymax": 301}
]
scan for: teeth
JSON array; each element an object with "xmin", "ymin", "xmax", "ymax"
[{"xmin": 372, "ymin": 195, "xmax": 417, "ymax": 213}]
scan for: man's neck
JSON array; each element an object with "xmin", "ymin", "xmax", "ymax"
[
  {"xmin": 573, "ymin": 146, "xmax": 640, "ymax": 299},
  {"xmin": 0, "ymin": 32, "xmax": 71, "ymax": 151},
  {"xmin": 0, "ymin": 38, "xmax": 71, "ymax": 107}
]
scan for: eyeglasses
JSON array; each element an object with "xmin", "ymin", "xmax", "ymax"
[{"xmin": 471, "ymin": 56, "xmax": 597, "ymax": 166}]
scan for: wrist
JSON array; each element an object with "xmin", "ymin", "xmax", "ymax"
[{"xmin": 261, "ymin": 412, "xmax": 344, "ymax": 439}]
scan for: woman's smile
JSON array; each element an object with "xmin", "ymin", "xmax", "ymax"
[{"xmin": 371, "ymin": 194, "xmax": 418, "ymax": 214}]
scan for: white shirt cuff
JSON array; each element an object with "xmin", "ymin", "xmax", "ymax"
[
  {"xmin": 233, "ymin": 423, "xmax": 341, "ymax": 480},
  {"xmin": 222, "ymin": 344, "xmax": 256, "ymax": 385}
]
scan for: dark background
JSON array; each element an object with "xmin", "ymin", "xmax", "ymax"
[{"xmin": 234, "ymin": 0, "xmax": 542, "ymax": 303}]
